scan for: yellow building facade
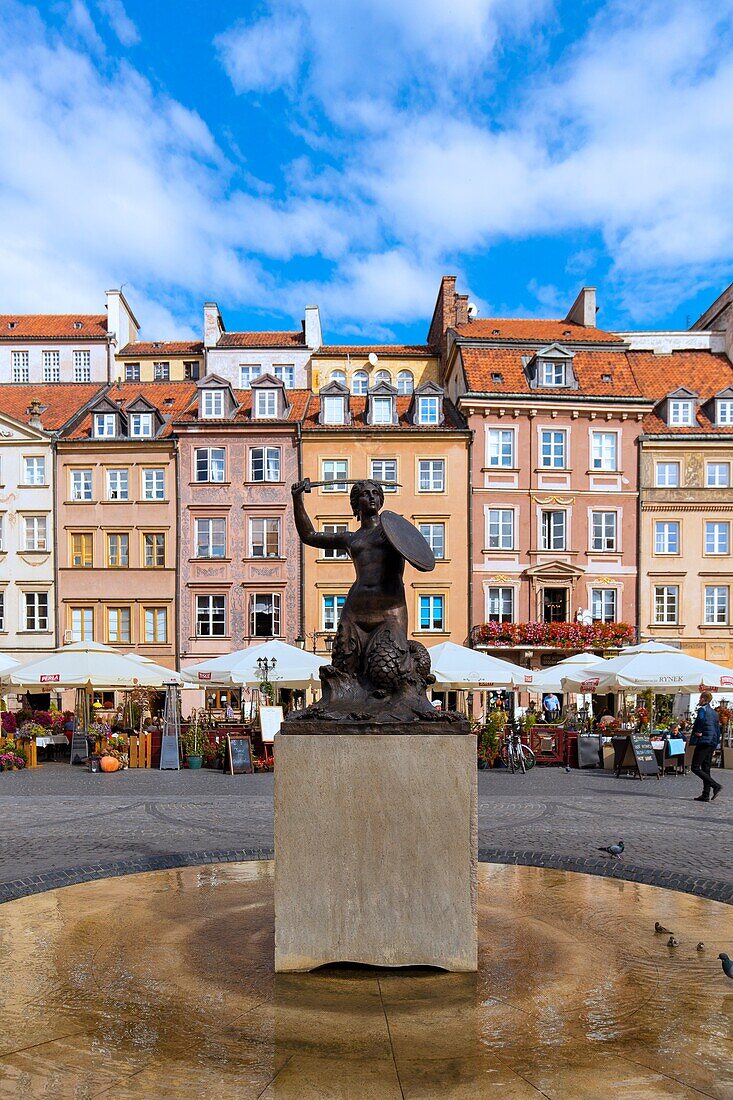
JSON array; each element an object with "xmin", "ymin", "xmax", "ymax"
[
  {"xmin": 309, "ymin": 346, "xmax": 439, "ymax": 395},
  {"xmin": 116, "ymin": 341, "xmax": 204, "ymax": 383}
]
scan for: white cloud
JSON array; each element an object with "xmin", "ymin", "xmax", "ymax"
[
  {"xmin": 96, "ymin": 0, "xmax": 139, "ymax": 46},
  {"xmin": 215, "ymin": 12, "xmax": 304, "ymax": 94}
]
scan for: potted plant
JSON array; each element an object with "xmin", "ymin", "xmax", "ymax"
[{"xmin": 183, "ymin": 714, "xmax": 205, "ymax": 769}]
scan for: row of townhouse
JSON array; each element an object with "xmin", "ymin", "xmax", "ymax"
[{"xmin": 2, "ymin": 274, "xmax": 733, "ymax": 678}]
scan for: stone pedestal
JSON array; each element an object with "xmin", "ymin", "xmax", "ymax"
[{"xmin": 274, "ymin": 731, "xmax": 477, "ymax": 972}]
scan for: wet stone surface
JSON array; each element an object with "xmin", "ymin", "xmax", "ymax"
[
  {"xmin": 0, "ymin": 861, "xmax": 731, "ymax": 1098},
  {"xmin": 0, "ymin": 764, "xmax": 731, "ymax": 903}
]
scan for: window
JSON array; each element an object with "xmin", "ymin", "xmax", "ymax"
[
  {"xmin": 372, "ymin": 396, "xmax": 393, "ymax": 424},
  {"xmin": 24, "ymin": 592, "xmax": 49, "ymax": 631},
  {"xmin": 322, "ymin": 523, "xmax": 349, "ymax": 559},
  {"xmin": 250, "ymin": 593, "xmax": 280, "ymax": 637},
  {"xmin": 0, "ymin": 514, "xmax": 4, "ymax": 552},
  {"xmin": 12, "ymin": 351, "xmax": 29, "ymax": 383},
  {"xmin": 322, "ymin": 459, "xmax": 348, "ymax": 492},
  {"xmin": 70, "ymin": 469, "xmax": 93, "ymax": 501},
  {"xmin": 107, "ymin": 607, "xmax": 131, "ymax": 644},
  {"xmin": 184, "ymin": 361, "xmax": 200, "ymax": 381},
  {"xmin": 716, "ymin": 400, "xmax": 733, "ymax": 425},
  {"xmin": 487, "ymin": 429, "xmax": 514, "ymax": 468},
  {"xmin": 352, "ymin": 370, "xmax": 368, "ymax": 395},
  {"xmin": 0, "ymin": 591, "xmax": 4, "ymax": 631},
  {"xmin": 143, "ymin": 532, "xmax": 165, "ymax": 567},
  {"xmin": 418, "ymin": 459, "xmax": 445, "ymax": 492},
  {"xmin": 323, "ymin": 594, "xmax": 346, "ymax": 632},
  {"xmin": 23, "ymin": 515, "xmax": 47, "ymax": 551},
  {"xmin": 322, "ymin": 395, "xmax": 345, "ymax": 424},
  {"xmin": 374, "ymin": 370, "xmax": 391, "ymax": 386},
  {"xmin": 106, "ymin": 469, "xmax": 128, "ymax": 501},
  {"xmin": 487, "ymin": 587, "xmax": 513, "ymax": 623},
  {"xmin": 129, "ymin": 412, "xmax": 153, "ymax": 437},
  {"xmin": 144, "ymin": 607, "xmax": 167, "ymax": 643},
  {"xmin": 541, "ymin": 510, "xmax": 566, "ymax": 551},
  {"xmin": 142, "ymin": 468, "xmax": 165, "ymax": 500},
  {"xmin": 94, "ymin": 413, "xmax": 116, "ymax": 438},
  {"xmin": 668, "ymin": 399, "xmax": 694, "ymax": 426},
  {"xmin": 249, "ymin": 517, "xmax": 280, "ymax": 558},
  {"xmin": 239, "ymin": 365, "xmax": 263, "ymax": 388},
  {"xmin": 488, "ymin": 509, "xmax": 514, "ymax": 550},
  {"xmin": 705, "ymin": 522, "xmax": 729, "ymax": 555},
  {"xmin": 330, "ymin": 370, "xmax": 347, "ymax": 386},
  {"xmin": 201, "ymin": 390, "xmax": 225, "ymax": 418},
  {"xmin": 655, "ymin": 521, "xmax": 679, "ymax": 555},
  {"xmin": 656, "ymin": 462, "xmax": 680, "ymax": 487},
  {"xmin": 195, "ymin": 518, "xmax": 226, "ymax": 558},
  {"xmin": 70, "ymin": 606, "xmax": 93, "ymax": 641},
  {"xmin": 273, "ymin": 365, "xmax": 295, "ymax": 388},
  {"xmin": 540, "ymin": 430, "xmax": 566, "ymax": 468},
  {"xmin": 71, "ymin": 532, "xmax": 93, "ymax": 568},
  {"xmin": 397, "ymin": 370, "xmax": 414, "ymax": 395},
  {"xmin": 590, "ymin": 511, "xmax": 617, "ymax": 552},
  {"xmin": 250, "ymin": 446, "xmax": 281, "ymax": 482},
  {"xmin": 591, "ymin": 432, "xmax": 617, "ymax": 471},
  {"xmin": 419, "ymin": 594, "xmax": 444, "ymax": 631},
  {"xmin": 196, "ymin": 594, "xmax": 226, "ymax": 637},
  {"xmin": 541, "ymin": 361, "xmax": 565, "ymax": 386},
  {"xmin": 705, "ymin": 586, "xmax": 729, "ymax": 625},
  {"xmin": 153, "ymin": 361, "xmax": 170, "ymax": 381},
  {"xmin": 195, "ymin": 447, "xmax": 225, "ymax": 483},
  {"xmin": 255, "ymin": 389, "xmax": 277, "ymax": 418},
  {"xmin": 371, "ymin": 458, "xmax": 397, "ymax": 491},
  {"xmin": 419, "ymin": 522, "xmax": 445, "ymax": 559},
  {"xmin": 73, "ymin": 350, "xmax": 91, "ymax": 382},
  {"xmin": 417, "ymin": 396, "xmax": 440, "ymax": 425},
  {"xmin": 107, "ymin": 533, "xmax": 129, "ymax": 567},
  {"xmin": 43, "ymin": 350, "xmax": 60, "ymax": 382},
  {"xmin": 591, "ymin": 589, "xmax": 617, "ymax": 622},
  {"xmin": 124, "ymin": 363, "xmax": 140, "ymax": 381},
  {"xmin": 707, "ymin": 462, "xmax": 730, "ymax": 488},
  {"xmin": 654, "ymin": 585, "xmax": 679, "ymax": 624},
  {"xmin": 23, "ymin": 457, "xmax": 45, "ymax": 485}
]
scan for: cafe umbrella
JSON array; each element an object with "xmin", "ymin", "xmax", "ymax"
[
  {"xmin": 182, "ymin": 640, "xmax": 327, "ymax": 690},
  {"xmin": 427, "ymin": 641, "xmax": 533, "ymax": 689}
]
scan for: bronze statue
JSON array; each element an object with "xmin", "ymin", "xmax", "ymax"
[{"xmin": 289, "ymin": 477, "xmax": 459, "ymax": 725}]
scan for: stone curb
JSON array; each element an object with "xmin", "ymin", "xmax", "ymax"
[{"xmin": 0, "ymin": 847, "xmax": 731, "ymax": 906}]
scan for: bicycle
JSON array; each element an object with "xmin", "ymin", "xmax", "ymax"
[{"xmin": 501, "ymin": 727, "xmax": 536, "ymax": 773}]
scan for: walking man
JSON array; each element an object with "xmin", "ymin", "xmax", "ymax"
[{"xmin": 690, "ymin": 692, "xmax": 722, "ymax": 802}]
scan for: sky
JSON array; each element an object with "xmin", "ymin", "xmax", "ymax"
[{"xmin": 1, "ymin": 0, "xmax": 733, "ymax": 343}]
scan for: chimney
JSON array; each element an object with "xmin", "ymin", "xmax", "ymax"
[
  {"xmin": 565, "ymin": 287, "xmax": 597, "ymax": 328},
  {"xmin": 304, "ymin": 305, "xmax": 322, "ymax": 350},
  {"xmin": 428, "ymin": 276, "xmax": 470, "ymax": 362},
  {"xmin": 204, "ymin": 302, "xmax": 224, "ymax": 349},
  {"xmin": 28, "ymin": 399, "xmax": 44, "ymax": 430},
  {"xmin": 106, "ymin": 289, "xmax": 139, "ymax": 347}
]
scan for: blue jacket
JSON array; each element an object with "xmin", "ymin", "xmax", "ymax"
[{"xmin": 691, "ymin": 705, "xmax": 721, "ymax": 748}]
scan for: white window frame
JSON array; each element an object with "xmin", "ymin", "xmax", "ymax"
[
  {"xmin": 655, "ymin": 462, "xmax": 680, "ymax": 488},
  {"xmin": 668, "ymin": 399, "xmax": 694, "ymax": 426},
  {"xmin": 705, "ymin": 521, "xmax": 729, "ymax": 555},
  {"xmin": 43, "ymin": 350, "xmax": 60, "ymax": 382},
  {"xmin": 239, "ymin": 364, "xmax": 262, "ymax": 388},
  {"xmin": 106, "ymin": 468, "xmax": 129, "ymax": 501},
  {"xmin": 351, "ymin": 371, "xmax": 368, "ymax": 395},
  {"xmin": 125, "ymin": 363, "xmax": 140, "ymax": 382},
  {"xmin": 372, "ymin": 396, "xmax": 394, "ymax": 424},
  {"xmin": 24, "ymin": 591, "xmax": 49, "ymax": 631},
  {"xmin": 591, "ymin": 431, "xmax": 618, "ymax": 471},
  {"xmin": 272, "ymin": 365, "xmax": 295, "ymax": 388},
  {"xmin": 23, "ymin": 456, "xmax": 46, "ymax": 486},
  {"xmin": 250, "ymin": 447, "xmax": 281, "ymax": 483},
  {"xmin": 706, "ymin": 462, "xmax": 730, "ymax": 488},
  {"xmin": 196, "ymin": 594, "xmax": 226, "ymax": 637},
  {"xmin": 201, "ymin": 390, "xmax": 225, "ymax": 419},
  {"xmin": 654, "ymin": 585, "xmax": 679, "ymax": 625},
  {"xmin": 487, "ymin": 429, "xmax": 514, "ymax": 468},
  {"xmin": 254, "ymin": 389, "xmax": 277, "ymax": 419},
  {"xmin": 142, "ymin": 468, "xmax": 166, "ymax": 501},
  {"xmin": 94, "ymin": 413, "xmax": 117, "ymax": 438},
  {"xmin": 250, "ymin": 592, "xmax": 281, "ymax": 637},
  {"xmin": 249, "ymin": 517, "xmax": 280, "ymax": 558},
  {"xmin": 397, "ymin": 370, "xmax": 414, "ymax": 395},
  {"xmin": 322, "ymin": 594, "xmax": 346, "ymax": 632},
  {"xmin": 418, "ymin": 522, "xmax": 445, "ymax": 559},
  {"xmin": 23, "ymin": 515, "xmax": 48, "ymax": 551},
  {"xmin": 370, "ymin": 458, "xmax": 397, "ymax": 492},
  {"xmin": 195, "ymin": 517, "xmax": 227, "ymax": 559},
  {"xmin": 654, "ymin": 521, "xmax": 680, "ymax": 555},
  {"xmin": 417, "ymin": 396, "xmax": 440, "ymax": 425},
  {"xmin": 704, "ymin": 586, "xmax": 729, "ymax": 625},
  {"xmin": 70, "ymin": 469, "xmax": 93, "ymax": 501},
  {"xmin": 195, "ymin": 447, "xmax": 225, "ymax": 483},
  {"xmin": 322, "ymin": 459, "xmax": 348, "ymax": 492},
  {"xmin": 488, "ymin": 509, "xmax": 514, "ymax": 550},
  {"xmin": 418, "ymin": 459, "xmax": 445, "ymax": 492},
  {"xmin": 540, "ymin": 429, "xmax": 566, "ymax": 469},
  {"xmin": 322, "ymin": 523, "xmax": 350, "ymax": 560},
  {"xmin": 487, "ymin": 586, "xmax": 513, "ymax": 623},
  {"xmin": 153, "ymin": 361, "xmax": 170, "ymax": 381},
  {"xmin": 541, "ymin": 510, "xmax": 566, "ymax": 551},
  {"xmin": 322, "ymin": 395, "xmax": 345, "ymax": 425},
  {"xmin": 12, "ymin": 350, "xmax": 29, "ymax": 383},
  {"xmin": 541, "ymin": 360, "xmax": 565, "ymax": 386},
  {"xmin": 716, "ymin": 400, "xmax": 733, "ymax": 425},
  {"xmin": 73, "ymin": 350, "xmax": 91, "ymax": 382},
  {"xmin": 129, "ymin": 412, "xmax": 153, "ymax": 438},
  {"xmin": 144, "ymin": 606, "xmax": 168, "ymax": 643},
  {"xmin": 590, "ymin": 511, "xmax": 617, "ymax": 552},
  {"xmin": 591, "ymin": 588, "xmax": 617, "ymax": 623}
]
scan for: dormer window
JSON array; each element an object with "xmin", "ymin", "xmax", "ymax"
[
  {"xmin": 540, "ymin": 360, "xmax": 566, "ymax": 386},
  {"xmin": 372, "ymin": 396, "xmax": 394, "ymax": 424},
  {"xmin": 201, "ymin": 390, "xmax": 225, "ymax": 419},
  {"xmin": 323, "ymin": 395, "xmax": 346, "ymax": 424},
  {"xmin": 669, "ymin": 400, "xmax": 694, "ymax": 426},
  {"xmin": 417, "ymin": 395, "xmax": 440, "ymax": 425},
  {"xmin": 73, "ymin": 321, "xmax": 83, "ymax": 330},
  {"xmin": 717, "ymin": 399, "xmax": 733, "ymax": 425},
  {"xmin": 94, "ymin": 413, "xmax": 117, "ymax": 438},
  {"xmin": 130, "ymin": 412, "xmax": 153, "ymax": 437},
  {"xmin": 254, "ymin": 389, "xmax": 277, "ymax": 419}
]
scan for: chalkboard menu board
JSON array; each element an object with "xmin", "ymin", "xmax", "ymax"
[
  {"xmin": 227, "ymin": 735, "xmax": 253, "ymax": 775},
  {"xmin": 615, "ymin": 733, "xmax": 660, "ymax": 779}
]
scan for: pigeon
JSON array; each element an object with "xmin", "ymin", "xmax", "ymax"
[
  {"xmin": 564, "ymin": 766, "xmax": 571, "ymax": 773},
  {"xmin": 697, "ymin": 942, "xmax": 705, "ymax": 951},
  {"xmin": 655, "ymin": 922, "xmax": 673, "ymax": 934},
  {"xmin": 667, "ymin": 936, "xmax": 680, "ymax": 947},
  {"xmin": 598, "ymin": 841, "xmax": 624, "ymax": 857},
  {"xmin": 719, "ymin": 953, "xmax": 733, "ymax": 979}
]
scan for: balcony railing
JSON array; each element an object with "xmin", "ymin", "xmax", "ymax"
[{"xmin": 471, "ymin": 620, "xmax": 636, "ymax": 650}]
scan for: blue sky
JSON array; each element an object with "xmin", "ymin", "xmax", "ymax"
[{"xmin": 1, "ymin": 0, "xmax": 733, "ymax": 342}]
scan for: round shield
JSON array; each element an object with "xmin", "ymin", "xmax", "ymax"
[{"xmin": 381, "ymin": 510, "xmax": 435, "ymax": 572}]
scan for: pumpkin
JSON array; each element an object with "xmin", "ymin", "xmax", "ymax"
[{"xmin": 99, "ymin": 756, "xmax": 120, "ymax": 773}]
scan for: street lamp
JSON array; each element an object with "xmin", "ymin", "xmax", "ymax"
[
  {"xmin": 256, "ymin": 656, "xmax": 277, "ymax": 678},
  {"xmin": 294, "ymin": 635, "xmax": 305, "ymax": 650}
]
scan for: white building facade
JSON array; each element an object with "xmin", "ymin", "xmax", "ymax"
[{"xmin": 203, "ymin": 302, "xmax": 322, "ymax": 390}]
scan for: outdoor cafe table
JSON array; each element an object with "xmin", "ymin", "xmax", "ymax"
[{"xmin": 35, "ymin": 733, "xmax": 68, "ymax": 760}]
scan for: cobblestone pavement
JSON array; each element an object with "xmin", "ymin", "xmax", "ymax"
[{"xmin": 0, "ymin": 763, "xmax": 730, "ymax": 903}]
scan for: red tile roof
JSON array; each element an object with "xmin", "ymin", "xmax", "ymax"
[
  {"xmin": 0, "ymin": 384, "xmax": 105, "ymax": 430},
  {"xmin": 65, "ymin": 382, "xmax": 198, "ymax": 440},
  {"xmin": 118, "ymin": 341, "xmax": 203, "ymax": 357},
  {"xmin": 216, "ymin": 331, "xmax": 305, "ymax": 348},
  {"xmin": 302, "ymin": 395, "xmax": 465, "ymax": 430},
  {"xmin": 174, "ymin": 388, "xmax": 310, "ymax": 425},
  {"xmin": 0, "ymin": 315, "xmax": 108, "ymax": 340},
  {"xmin": 454, "ymin": 319, "xmax": 622, "ymax": 344},
  {"xmin": 460, "ymin": 346, "xmax": 641, "ymax": 397},
  {"xmin": 628, "ymin": 350, "xmax": 733, "ymax": 433},
  {"xmin": 314, "ymin": 345, "xmax": 438, "ymax": 358}
]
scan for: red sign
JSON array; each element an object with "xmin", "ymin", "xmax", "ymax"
[
  {"xmin": 580, "ymin": 677, "xmax": 600, "ymax": 692},
  {"xmin": 198, "ymin": 672, "xmax": 212, "ymax": 681},
  {"xmin": 524, "ymin": 675, "xmax": 533, "ymax": 683},
  {"xmin": 721, "ymin": 676, "xmax": 733, "ymax": 687},
  {"xmin": 39, "ymin": 673, "xmax": 60, "ymax": 683}
]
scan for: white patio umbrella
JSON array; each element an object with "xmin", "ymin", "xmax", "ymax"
[
  {"xmin": 560, "ymin": 641, "xmax": 733, "ymax": 694},
  {"xmin": 182, "ymin": 640, "xmax": 327, "ymax": 689},
  {"xmin": 6, "ymin": 641, "xmax": 181, "ymax": 690},
  {"xmin": 427, "ymin": 641, "xmax": 533, "ymax": 689},
  {"xmin": 529, "ymin": 651, "xmax": 606, "ymax": 693},
  {"xmin": 123, "ymin": 652, "xmax": 183, "ymax": 685},
  {"xmin": 0, "ymin": 652, "xmax": 19, "ymax": 677}
]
